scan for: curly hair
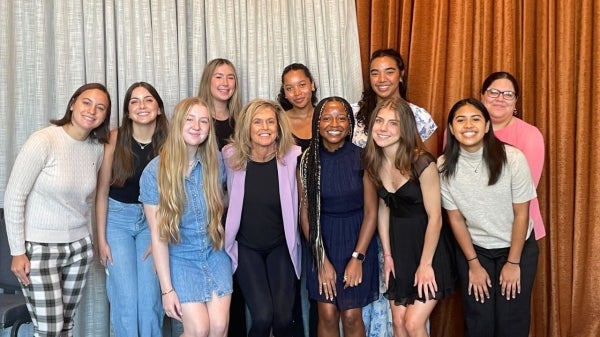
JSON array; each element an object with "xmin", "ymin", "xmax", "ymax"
[
  {"xmin": 356, "ymin": 49, "xmax": 408, "ymax": 131},
  {"xmin": 277, "ymin": 63, "xmax": 318, "ymax": 111}
]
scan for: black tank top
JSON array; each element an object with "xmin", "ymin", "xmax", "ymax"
[{"xmin": 108, "ymin": 138, "xmax": 155, "ymax": 203}]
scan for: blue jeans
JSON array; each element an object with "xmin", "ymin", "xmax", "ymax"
[{"xmin": 105, "ymin": 198, "xmax": 163, "ymax": 337}]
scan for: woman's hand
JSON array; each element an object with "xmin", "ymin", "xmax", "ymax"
[
  {"xmin": 383, "ymin": 254, "xmax": 395, "ymax": 289},
  {"xmin": 97, "ymin": 240, "xmax": 113, "ymax": 267},
  {"xmin": 468, "ymin": 262, "xmax": 492, "ymax": 303},
  {"xmin": 11, "ymin": 254, "xmax": 30, "ymax": 286},
  {"xmin": 499, "ymin": 262, "xmax": 521, "ymax": 300},
  {"xmin": 142, "ymin": 244, "xmax": 152, "ymax": 261},
  {"xmin": 415, "ymin": 263, "xmax": 438, "ymax": 300},
  {"xmin": 162, "ymin": 290, "xmax": 183, "ymax": 322},
  {"xmin": 343, "ymin": 258, "xmax": 363, "ymax": 289},
  {"xmin": 318, "ymin": 256, "xmax": 337, "ymax": 300}
]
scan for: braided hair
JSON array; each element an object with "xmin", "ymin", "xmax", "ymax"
[{"xmin": 300, "ymin": 96, "xmax": 355, "ymax": 269}]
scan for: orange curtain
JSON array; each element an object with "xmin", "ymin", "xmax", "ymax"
[{"xmin": 356, "ymin": 1, "xmax": 600, "ymax": 336}]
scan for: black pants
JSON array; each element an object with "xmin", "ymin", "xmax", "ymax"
[
  {"xmin": 236, "ymin": 243, "xmax": 296, "ymax": 337},
  {"xmin": 228, "ymin": 277, "xmax": 247, "ymax": 336},
  {"xmin": 456, "ymin": 235, "xmax": 538, "ymax": 337}
]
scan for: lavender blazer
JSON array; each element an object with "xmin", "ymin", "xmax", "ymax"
[{"xmin": 222, "ymin": 144, "xmax": 302, "ymax": 278}]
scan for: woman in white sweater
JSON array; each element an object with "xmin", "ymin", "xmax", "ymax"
[{"xmin": 4, "ymin": 83, "xmax": 111, "ymax": 337}]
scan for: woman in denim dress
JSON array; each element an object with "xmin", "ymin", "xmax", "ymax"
[{"xmin": 140, "ymin": 97, "xmax": 232, "ymax": 337}]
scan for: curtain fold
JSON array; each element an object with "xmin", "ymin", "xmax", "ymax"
[{"xmin": 356, "ymin": 0, "xmax": 599, "ymax": 336}]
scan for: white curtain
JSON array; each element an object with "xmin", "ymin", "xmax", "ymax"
[{"xmin": 0, "ymin": 1, "xmax": 362, "ymax": 336}]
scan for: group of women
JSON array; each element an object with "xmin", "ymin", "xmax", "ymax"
[{"xmin": 3, "ymin": 49, "xmax": 544, "ymax": 337}]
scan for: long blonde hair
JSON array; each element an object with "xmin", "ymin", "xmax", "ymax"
[
  {"xmin": 226, "ymin": 99, "xmax": 295, "ymax": 170},
  {"xmin": 197, "ymin": 58, "xmax": 243, "ymax": 122},
  {"xmin": 157, "ymin": 97, "xmax": 225, "ymax": 249}
]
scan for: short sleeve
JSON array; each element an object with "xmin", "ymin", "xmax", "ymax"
[
  {"xmin": 413, "ymin": 152, "xmax": 435, "ymax": 178},
  {"xmin": 351, "ymin": 103, "xmax": 368, "ymax": 148},
  {"xmin": 437, "ymin": 155, "xmax": 458, "ymax": 211},
  {"xmin": 139, "ymin": 156, "xmax": 160, "ymax": 205},
  {"xmin": 409, "ymin": 102, "xmax": 437, "ymax": 141}
]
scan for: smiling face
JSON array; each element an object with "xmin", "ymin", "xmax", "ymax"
[
  {"xmin": 369, "ymin": 56, "xmax": 403, "ymax": 100},
  {"xmin": 283, "ymin": 69, "xmax": 315, "ymax": 110},
  {"xmin": 210, "ymin": 64, "xmax": 237, "ymax": 103},
  {"xmin": 182, "ymin": 103, "xmax": 211, "ymax": 147},
  {"xmin": 319, "ymin": 101, "xmax": 350, "ymax": 151},
  {"xmin": 70, "ymin": 88, "xmax": 109, "ymax": 135},
  {"xmin": 449, "ymin": 104, "xmax": 490, "ymax": 152},
  {"xmin": 128, "ymin": 86, "xmax": 160, "ymax": 125},
  {"xmin": 481, "ymin": 78, "xmax": 517, "ymax": 126},
  {"xmin": 250, "ymin": 107, "xmax": 278, "ymax": 150},
  {"xmin": 371, "ymin": 107, "xmax": 402, "ymax": 149}
]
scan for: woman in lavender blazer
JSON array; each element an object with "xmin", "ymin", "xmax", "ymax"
[{"xmin": 223, "ymin": 98, "xmax": 301, "ymax": 337}]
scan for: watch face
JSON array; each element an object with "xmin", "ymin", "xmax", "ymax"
[{"xmin": 353, "ymin": 252, "xmax": 365, "ymax": 261}]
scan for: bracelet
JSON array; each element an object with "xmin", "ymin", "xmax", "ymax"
[
  {"xmin": 506, "ymin": 260, "xmax": 520, "ymax": 266},
  {"xmin": 466, "ymin": 256, "xmax": 478, "ymax": 262},
  {"xmin": 161, "ymin": 288, "xmax": 174, "ymax": 296},
  {"xmin": 383, "ymin": 253, "xmax": 392, "ymax": 259}
]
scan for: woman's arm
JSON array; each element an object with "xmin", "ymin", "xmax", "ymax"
[
  {"xmin": 446, "ymin": 208, "xmax": 492, "ymax": 303},
  {"xmin": 143, "ymin": 204, "xmax": 182, "ymax": 322},
  {"xmin": 499, "ymin": 201, "xmax": 530, "ymax": 300},
  {"xmin": 95, "ymin": 130, "xmax": 117, "ymax": 266},
  {"xmin": 377, "ymin": 197, "xmax": 394, "ymax": 288},
  {"xmin": 344, "ymin": 173, "xmax": 378, "ymax": 288},
  {"xmin": 5, "ymin": 133, "xmax": 48, "ymax": 285},
  {"xmin": 415, "ymin": 163, "xmax": 442, "ymax": 299},
  {"xmin": 520, "ymin": 126, "xmax": 545, "ymax": 186}
]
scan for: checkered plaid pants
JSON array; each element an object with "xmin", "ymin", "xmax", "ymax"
[{"xmin": 21, "ymin": 236, "xmax": 93, "ymax": 337}]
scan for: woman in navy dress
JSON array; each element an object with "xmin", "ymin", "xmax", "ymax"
[{"xmin": 299, "ymin": 96, "xmax": 379, "ymax": 337}]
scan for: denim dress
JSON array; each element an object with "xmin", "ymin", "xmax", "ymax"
[{"xmin": 140, "ymin": 156, "xmax": 232, "ymax": 303}]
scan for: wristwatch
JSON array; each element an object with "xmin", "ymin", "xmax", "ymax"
[{"xmin": 352, "ymin": 251, "xmax": 365, "ymax": 261}]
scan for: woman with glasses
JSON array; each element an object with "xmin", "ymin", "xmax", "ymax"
[{"xmin": 479, "ymin": 72, "xmax": 546, "ymax": 240}]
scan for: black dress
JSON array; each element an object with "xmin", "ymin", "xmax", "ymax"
[{"xmin": 378, "ymin": 153, "xmax": 455, "ymax": 305}]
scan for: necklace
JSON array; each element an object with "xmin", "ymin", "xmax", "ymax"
[
  {"xmin": 135, "ymin": 140, "xmax": 151, "ymax": 150},
  {"xmin": 250, "ymin": 150, "xmax": 277, "ymax": 163},
  {"xmin": 464, "ymin": 159, "xmax": 483, "ymax": 173}
]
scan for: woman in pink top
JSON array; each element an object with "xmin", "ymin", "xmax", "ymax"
[{"xmin": 479, "ymin": 71, "xmax": 546, "ymax": 239}]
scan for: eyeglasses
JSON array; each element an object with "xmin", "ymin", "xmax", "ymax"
[{"xmin": 485, "ymin": 88, "xmax": 517, "ymax": 101}]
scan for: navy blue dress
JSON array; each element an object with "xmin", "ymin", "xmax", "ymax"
[{"xmin": 306, "ymin": 142, "xmax": 379, "ymax": 310}]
